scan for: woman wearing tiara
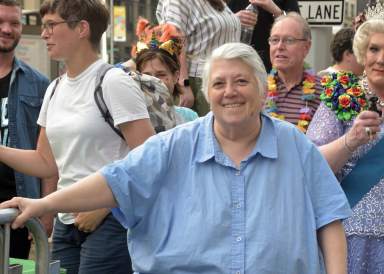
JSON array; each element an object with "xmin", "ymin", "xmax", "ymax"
[{"xmin": 306, "ymin": 6, "xmax": 384, "ymax": 273}]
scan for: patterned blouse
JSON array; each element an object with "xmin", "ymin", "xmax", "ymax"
[{"xmin": 307, "ymin": 102, "xmax": 384, "ymax": 237}]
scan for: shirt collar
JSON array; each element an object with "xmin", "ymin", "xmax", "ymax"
[
  {"xmin": 11, "ymin": 57, "xmax": 34, "ymax": 80},
  {"xmin": 195, "ymin": 112, "xmax": 278, "ymax": 164},
  {"xmin": 12, "ymin": 58, "xmax": 25, "ymax": 73},
  {"xmin": 251, "ymin": 112, "xmax": 278, "ymax": 160},
  {"xmin": 195, "ymin": 112, "xmax": 215, "ymax": 163}
]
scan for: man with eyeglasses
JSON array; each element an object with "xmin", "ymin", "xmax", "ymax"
[
  {"xmin": 228, "ymin": 0, "xmax": 300, "ymax": 72},
  {"xmin": 0, "ymin": 0, "xmax": 56, "ymax": 259},
  {"xmin": 265, "ymin": 12, "xmax": 322, "ymax": 133}
]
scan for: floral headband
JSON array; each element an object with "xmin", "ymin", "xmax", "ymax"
[{"xmin": 132, "ymin": 17, "xmax": 183, "ymax": 59}]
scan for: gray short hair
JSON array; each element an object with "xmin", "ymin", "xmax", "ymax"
[
  {"xmin": 202, "ymin": 42, "xmax": 267, "ymax": 103},
  {"xmin": 353, "ymin": 19, "xmax": 384, "ymax": 65},
  {"xmin": 0, "ymin": 0, "xmax": 21, "ymax": 7},
  {"xmin": 272, "ymin": 12, "xmax": 312, "ymax": 40}
]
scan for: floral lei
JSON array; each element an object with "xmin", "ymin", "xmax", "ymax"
[
  {"xmin": 265, "ymin": 66, "xmax": 317, "ymax": 133},
  {"xmin": 320, "ymin": 71, "xmax": 367, "ymax": 121}
]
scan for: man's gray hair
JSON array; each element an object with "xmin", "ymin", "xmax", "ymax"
[
  {"xmin": 272, "ymin": 12, "xmax": 312, "ymax": 40},
  {"xmin": 202, "ymin": 42, "xmax": 267, "ymax": 103}
]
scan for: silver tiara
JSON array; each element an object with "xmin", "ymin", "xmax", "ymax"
[{"xmin": 366, "ymin": 1, "xmax": 384, "ymax": 20}]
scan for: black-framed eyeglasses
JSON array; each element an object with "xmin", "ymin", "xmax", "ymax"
[
  {"xmin": 41, "ymin": 20, "xmax": 79, "ymax": 34},
  {"xmin": 268, "ymin": 36, "xmax": 308, "ymax": 46}
]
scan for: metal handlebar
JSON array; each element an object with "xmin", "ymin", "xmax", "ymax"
[{"xmin": 0, "ymin": 208, "xmax": 49, "ymax": 274}]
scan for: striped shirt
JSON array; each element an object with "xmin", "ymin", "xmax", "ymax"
[
  {"xmin": 156, "ymin": 0, "xmax": 241, "ymax": 77},
  {"xmin": 273, "ymin": 73, "xmax": 322, "ymax": 125}
]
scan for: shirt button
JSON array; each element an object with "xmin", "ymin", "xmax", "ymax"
[
  {"xmin": 234, "ymin": 202, "xmax": 241, "ymax": 209},
  {"xmin": 235, "ymin": 171, "xmax": 240, "ymax": 176},
  {"xmin": 235, "ymin": 271, "xmax": 241, "ymax": 274},
  {"xmin": 236, "ymin": 236, "xmax": 242, "ymax": 242}
]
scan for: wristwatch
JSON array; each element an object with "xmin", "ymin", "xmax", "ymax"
[{"xmin": 183, "ymin": 79, "xmax": 190, "ymax": 87}]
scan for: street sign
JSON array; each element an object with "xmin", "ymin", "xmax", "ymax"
[{"xmin": 298, "ymin": 0, "xmax": 344, "ymax": 26}]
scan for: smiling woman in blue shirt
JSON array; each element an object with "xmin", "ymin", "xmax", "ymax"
[{"xmin": 1, "ymin": 42, "xmax": 351, "ymax": 274}]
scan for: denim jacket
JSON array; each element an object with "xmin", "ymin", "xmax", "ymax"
[{"xmin": 8, "ymin": 58, "xmax": 49, "ymax": 198}]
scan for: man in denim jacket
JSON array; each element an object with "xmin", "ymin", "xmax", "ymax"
[{"xmin": 0, "ymin": 0, "xmax": 56, "ymax": 259}]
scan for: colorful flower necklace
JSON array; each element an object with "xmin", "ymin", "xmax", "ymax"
[
  {"xmin": 320, "ymin": 71, "xmax": 367, "ymax": 121},
  {"xmin": 265, "ymin": 66, "xmax": 317, "ymax": 133}
]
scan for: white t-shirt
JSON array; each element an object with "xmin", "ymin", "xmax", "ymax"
[
  {"xmin": 38, "ymin": 59, "xmax": 149, "ymax": 224},
  {"xmin": 317, "ymin": 66, "xmax": 338, "ymax": 78}
]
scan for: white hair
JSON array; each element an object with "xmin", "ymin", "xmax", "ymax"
[
  {"xmin": 353, "ymin": 19, "xmax": 384, "ymax": 65},
  {"xmin": 202, "ymin": 42, "xmax": 268, "ymax": 103}
]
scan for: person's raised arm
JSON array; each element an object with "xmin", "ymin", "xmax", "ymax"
[
  {"xmin": 1, "ymin": 172, "xmax": 115, "ymax": 230},
  {"xmin": 250, "ymin": 0, "xmax": 285, "ymax": 17},
  {"xmin": 318, "ymin": 111, "xmax": 381, "ymax": 173},
  {"xmin": 317, "ymin": 220, "xmax": 347, "ymax": 274},
  {"xmin": 0, "ymin": 127, "xmax": 58, "ymax": 179}
]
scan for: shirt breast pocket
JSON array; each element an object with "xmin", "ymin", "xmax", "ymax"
[{"xmin": 18, "ymin": 96, "xmax": 43, "ymax": 127}]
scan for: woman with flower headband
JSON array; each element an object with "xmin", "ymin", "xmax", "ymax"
[
  {"xmin": 156, "ymin": 0, "xmax": 241, "ymax": 116},
  {"xmin": 130, "ymin": 19, "xmax": 198, "ymax": 123},
  {"xmin": 307, "ymin": 5, "xmax": 384, "ymax": 272}
]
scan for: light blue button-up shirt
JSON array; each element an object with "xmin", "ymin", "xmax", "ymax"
[{"xmin": 101, "ymin": 112, "xmax": 351, "ymax": 274}]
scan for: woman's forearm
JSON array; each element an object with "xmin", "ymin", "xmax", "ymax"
[
  {"xmin": 44, "ymin": 172, "xmax": 117, "ymax": 213},
  {"xmin": 317, "ymin": 220, "xmax": 347, "ymax": 274},
  {"xmin": 0, "ymin": 128, "xmax": 58, "ymax": 178},
  {"xmin": 318, "ymin": 134, "xmax": 354, "ymax": 173}
]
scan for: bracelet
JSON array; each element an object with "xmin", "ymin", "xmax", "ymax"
[{"xmin": 344, "ymin": 134, "xmax": 354, "ymax": 153}]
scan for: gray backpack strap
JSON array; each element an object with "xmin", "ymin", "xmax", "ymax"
[
  {"xmin": 93, "ymin": 63, "xmax": 125, "ymax": 139},
  {"xmin": 49, "ymin": 76, "xmax": 61, "ymax": 100}
]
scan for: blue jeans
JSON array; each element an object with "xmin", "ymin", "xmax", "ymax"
[{"xmin": 52, "ymin": 214, "xmax": 132, "ymax": 274}]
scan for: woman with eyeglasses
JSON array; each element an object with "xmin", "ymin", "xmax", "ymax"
[{"xmin": 0, "ymin": 1, "xmax": 155, "ymax": 274}]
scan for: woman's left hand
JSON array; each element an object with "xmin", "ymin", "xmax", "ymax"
[
  {"xmin": 74, "ymin": 208, "xmax": 110, "ymax": 233},
  {"xmin": 236, "ymin": 10, "xmax": 258, "ymax": 28},
  {"xmin": 345, "ymin": 110, "xmax": 382, "ymax": 150}
]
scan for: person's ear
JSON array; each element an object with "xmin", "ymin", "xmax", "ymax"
[
  {"xmin": 77, "ymin": 20, "xmax": 91, "ymax": 40},
  {"xmin": 174, "ymin": 70, "xmax": 180, "ymax": 83},
  {"xmin": 303, "ymin": 40, "xmax": 312, "ymax": 56}
]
